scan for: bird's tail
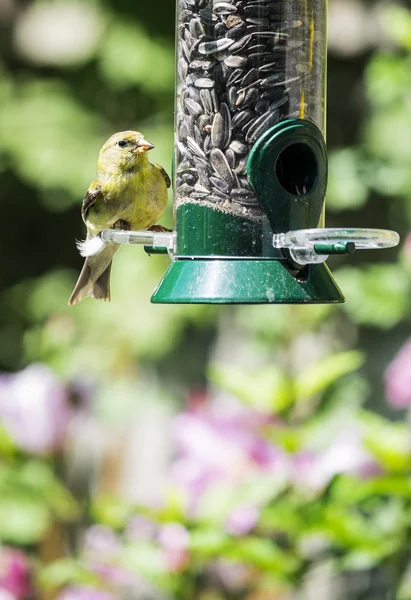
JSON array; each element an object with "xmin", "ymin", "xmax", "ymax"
[{"xmin": 68, "ymin": 243, "xmax": 119, "ymax": 306}]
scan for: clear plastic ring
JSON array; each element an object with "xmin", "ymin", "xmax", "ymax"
[{"xmin": 272, "ymin": 228, "xmax": 400, "ymax": 265}]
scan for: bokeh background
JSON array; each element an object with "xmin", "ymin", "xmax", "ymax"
[{"xmin": 0, "ymin": 0, "xmax": 410, "ymax": 598}]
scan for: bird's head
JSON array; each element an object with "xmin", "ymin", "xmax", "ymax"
[{"xmin": 97, "ymin": 131, "xmax": 155, "ymax": 175}]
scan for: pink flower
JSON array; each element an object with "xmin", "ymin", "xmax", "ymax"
[
  {"xmin": 402, "ymin": 233, "xmax": 411, "ymax": 266},
  {"xmin": 56, "ymin": 588, "xmax": 116, "ymax": 600},
  {"xmin": 84, "ymin": 526, "xmax": 120, "ymax": 559},
  {"xmin": 294, "ymin": 430, "xmax": 379, "ymax": 490},
  {"xmin": 0, "ymin": 590, "xmax": 16, "ymax": 600},
  {"xmin": 83, "ymin": 526, "xmax": 135, "ymax": 587},
  {"xmin": 384, "ymin": 338, "xmax": 411, "ymax": 408},
  {"xmin": 0, "ymin": 547, "xmax": 32, "ymax": 598},
  {"xmin": 0, "ymin": 364, "xmax": 71, "ymax": 454},
  {"xmin": 158, "ymin": 523, "xmax": 190, "ymax": 572},
  {"xmin": 125, "ymin": 516, "xmax": 157, "ymax": 542},
  {"xmin": 211, "ymin": 560, "xmax": 251, "ymax": 592},
  {"xmin": 225, "ymin": 505, "xmax": 259, "ymax": 536},
  {"xmin": 171, "ymin": 404, "xmax": 286, "ymax": 509}
]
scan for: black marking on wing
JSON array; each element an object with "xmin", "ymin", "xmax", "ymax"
[
  {"xmin": 81, "ymin": 187, "xmax": 102, "ymax": 221},
  {"xmin": 154, "ymin": 163, "xmax": 171, "ymax": 189}
]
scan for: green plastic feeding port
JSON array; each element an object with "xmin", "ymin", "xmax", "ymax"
[{"xmin": 100, "ymin": 0, "xmax": 399, "ymax": 304}]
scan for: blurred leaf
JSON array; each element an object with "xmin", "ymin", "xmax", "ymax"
[
  {"xmin": 27, "ymin": 270, "xmax": 75, "ymax": 321},
  {"xmin": 91, "ymin": 494, "xmax": 131, "ymax": 529},
  {"xmin": 294, "ymin": 351, "xmax": 364, "ymax": 402},
  {"xmin": 260, "ymin": 500, "xmax": 303, "ymax": 537},
  {"xmin": 190, "ymin": 529, "xmax": 229, "ymax": 557},
  {"xmin": 0, "ymin": 493, "xmax": 50, "ymax": 544},
  {"xmin": 397, "ymin": 564, "xmax": 411, "ymax": 600},
  {"xmin": 121, "ymin": 543, "xmax": 167, "ymax": 580},
  {"xmin": 366, "ymin": 53, "xmax": 411, "ymax": 107},
  {"xmin": 380, "ymin": 5, "xmax": 411, "ymax": 51},
  {"xmin": 316, "ymin": 506, "xmax": 384, "ymax": 550},
  {"xmin": 0, "ymin": 425, "xmax": 17, "ymax": 456},
  {"xmin": 40, "ymin": 559, "xmax": 100, "ymax": 589},
  {"xmin": 0, "ymin": 78, "xmax": 104, "ymax": 199},
  {"xmin": 209, "ymin": 363, "xmax": 294, "ymax": 413},
  {"xmin": 362, "ymin": 415, "xmax": 411, "ymax": 471},
  {"xmin": 17, "ymin": 460, "xmax": 79, "ymax": 520},
  {"xmin": 336, "ymin": 265, "xmax": 409, "ymax": 328},
  {"xmin": 99, "ymin": 20, "xmax": 174, "ymax": 92},
  {"xmin": 226, "ymin": 537, "xmax": 297, "ymax": 574},
  {"xmin": 332, "ymin": 475, "xmax": 411, "ymax": 503},
  {"xmin": 327, "ymin": 149, "xmax": 369, "ymax": 211}
]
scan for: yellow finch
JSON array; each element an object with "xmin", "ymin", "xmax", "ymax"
[{"xmin": 68, "ymin": 131, "xmax": 170, "ymax": 306}]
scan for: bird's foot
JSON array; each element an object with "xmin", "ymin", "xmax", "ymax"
[
  {"xmin": 113, "ymin": 219, "xmax": 131, "ymax": 231},
  {"xmin": 148, "ymin": 225, "xmax": 172, "ymax": 232}
]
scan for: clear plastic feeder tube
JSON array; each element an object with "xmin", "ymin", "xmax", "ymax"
[{"xmin": 175, "ymin": 0, "xmax": 327, "ymax": 221}]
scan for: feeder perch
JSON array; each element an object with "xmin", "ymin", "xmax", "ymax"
[{"xmin": 100, "ymin": 0, "xmax": 399, "ymax": 304}]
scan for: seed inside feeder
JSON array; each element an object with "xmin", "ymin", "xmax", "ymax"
[{"xmin": 176, "ymin": 0, "xmax": 326, "ymax": 221}]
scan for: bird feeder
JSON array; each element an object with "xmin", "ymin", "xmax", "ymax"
[{"xmin": 100, "ymin": 0, "xmax": 399, "ymax": 304}]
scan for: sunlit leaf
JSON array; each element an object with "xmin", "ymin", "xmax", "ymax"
[
  {"xmin": 336, "ymin": 265, "xmax": 409, "ymax": 328},
  {"xmin": 380, "ymin": 5, "xmax": 411, "ymax": 51},
  {"xmin": 39, "ymin": 559, "xmax": 101, "ymax": 589},
  {"xmin": 294, "ymin": 351, "xmax": 364, "ymax": 402},
  {"xmin": 0, "ymin": 494, "xmax": 50, "ymax": 544},
  {"xmin": 327, "ymin": 149, "xmax": 369, "ymax": 211},
  {"xmin": 99, "ymin": 20, "xmax": 174, "ymax": 92},
  {"xmin": 209, "ymin": 363, "xmax": 294, "ymax": 413}
]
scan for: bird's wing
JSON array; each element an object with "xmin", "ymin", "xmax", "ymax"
[
  {"xmin": 153, "ymin": 163, "xmax": 171, "ymax": 189},
  {"xmin": 81, "ymin": 181, "xmax": 102, "ymax": 222}
]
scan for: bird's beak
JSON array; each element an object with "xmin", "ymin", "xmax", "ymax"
[{"xmin": 134, "ymin": 139, "xmax": 155, "ymax": 154}]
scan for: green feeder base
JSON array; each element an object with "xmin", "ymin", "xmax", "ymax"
[{"xmin": 151, "ymin": 259, "xmax": 344, "ymax": 304}]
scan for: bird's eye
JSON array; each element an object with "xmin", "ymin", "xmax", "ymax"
[{"xmin": 118, "ymin": 140, "xmax": 127, "ymax": 147}]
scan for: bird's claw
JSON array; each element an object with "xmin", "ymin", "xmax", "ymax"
[
  {"xmin": 113, "ymin": 219, "xmax": 131, "ymax": 231},
  {"xmin": 148, "ymin": 225, "xmax": 172, "ymax": 233}
]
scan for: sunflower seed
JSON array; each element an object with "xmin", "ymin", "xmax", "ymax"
[
  {"xmin": 194, "ymin": 183, "xmax": 210, "ymax": 193},
  {"xmin": 245, "ymin": 109, "xmax": 280, "ymax": 143},
  {"xmin": 199, "ymin": 114, "xmax": 212, "ymax": 131},
  {"xmin": 226, "ymin": 68, "xmax": 243, "ymax": 86},
  {"xmin": 210, "ymin": 176, "xmax": 232, "ymax": 194},
  {"xmin": 187, "ymin": 136, "xmax": 207, "ymax": 160},
  {"xmin": 210, "ymin": 148, "xmax": 234, "ymax": 184},
  {"xmin": 199, "ymin": 88, "xmax": 214, "ymax": 113},
  {"xmin": 241, "ymin": 66, "xmax": 259, "ymax": 87},
  {"xmin": 226, "ymin": 21, "xmax": 247, "ymax": 38},
  {"xmin": 214, "ymin": 2, "xmax": 237, "ymax": 15},
  {"xmin": 229, "ymin": 139, "xmax": 248, "ymax": 155},
  {"xmin": 199, "ymin": 38, "xmax": 234, "ymax": 54},
  {"xmin": 185, "ymin": 98, "xmax": 203, "ymax": 117},
  {"xmin": 211, "ymin": 102, "xmax": 232, "ymax": 149},
  {"xmin": 189, "ymin": 18, "xmax": 205, "ymax": 38},
  {"xmin": 178, "ymin": 183, "xmax": 194, "ymax": 195},
  {"xmin": 225, "ymin": 148, "xmax": 236, "ymax": 168},
  {"xmin": 194, "ymin": 77, "xmax": 215, "ymax": 88},
  {"xmin": 190, "ymin": 59, "xmax": 216, "ymax": 70},
  {"xmin": 227, "ymin": 86, "xmax": 238, "ymax": 111},
  {"xmin": 178, "ymin": 57, "xmax": 188, "ymax": 80},
  {"xmin": 234, "ymin": 155, "xmax": 248, "ymax": 175},
  {"xmin": 224, "ymin": 55, "xmax": 247, "ymax": 68},
  {"xmin": 229, "ymin": 34, "xmax": 252, "ymax": 53},
  {"xmin": 232, "ymin": 108, "xmax": 254, "ymax": 130}
]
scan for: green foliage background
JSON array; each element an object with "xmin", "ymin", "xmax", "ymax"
[
  {"xmin": 0, "ymin": 0, "xmax": 411, "ymax": 598},
  {"xmin": 0, "ymin": 0, "xmax": 409, "ymax": 400}
]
